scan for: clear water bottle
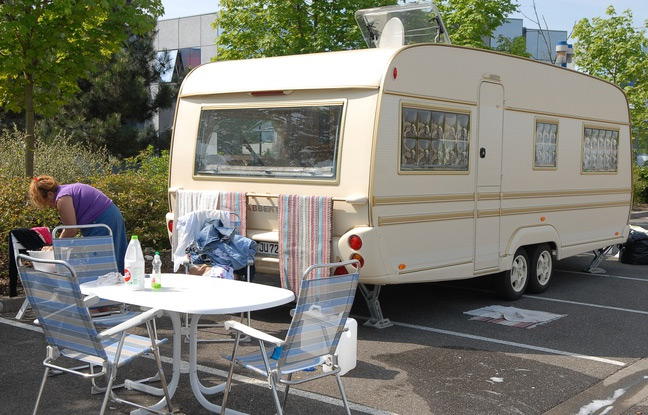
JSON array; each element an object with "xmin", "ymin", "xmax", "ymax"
[
  {"xmin": 124, "ymin": 235, "xmax": 145, "ymax": 290},
  {"xmin": 151, "ymin": 251, "xmax": 162, "ymax": 289}
]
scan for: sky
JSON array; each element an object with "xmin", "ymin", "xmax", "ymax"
[{"xmin": 160, "ymin": 0, "xmax": 648, "ymax": 34}]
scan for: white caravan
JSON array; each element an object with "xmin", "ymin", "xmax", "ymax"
[{"xmin": 167, "ymin": 3, "xmax": 631, "ymax": 327}]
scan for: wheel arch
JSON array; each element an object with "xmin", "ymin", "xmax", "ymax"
[{"xmin": 505, "ymin": 225, "xmax": 561, "ymax": 260}]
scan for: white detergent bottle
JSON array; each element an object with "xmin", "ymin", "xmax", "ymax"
[{"xmin": 124, "ymin": 235, "xmax": 145, "ymax": 290}]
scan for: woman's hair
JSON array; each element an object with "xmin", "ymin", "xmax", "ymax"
[{"xmin": 29, "ymin": 175, "xmax": 59, "ymax": 208}]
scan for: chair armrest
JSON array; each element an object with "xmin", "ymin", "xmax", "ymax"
[
  {"xmin": 97, "ymin": 308, "xmax": 163, "ymax": 340},
  {"xmin": 83, "ymin": 295, "xmax": 100, "ymax": 307},
  {"xmin": 224, "ymin": 320, "xmax": 284, "ymax": 346}
]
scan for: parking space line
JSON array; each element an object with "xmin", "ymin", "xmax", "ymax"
[
  {"xmin": 0, "ymin": 317, "xmax": 394, "ymax": 415},
  {"xmin": 556, "ymin": 269, "xmax": 648, "ymax": 283},
  {"xmin": 523, "ymin": 295, "xmax": 648, "ymax": 316},
  {"xmin": 379, "ymin": 319, "xmax": 626, "ymax": 367}
]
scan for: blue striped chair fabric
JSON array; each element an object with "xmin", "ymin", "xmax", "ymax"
[
  {"xmin": 228, "ymin": 271, "xmax": 359, "ymax": 376},
  {"xmin": 18, "ymin": 266, "xmax": 162, "ymax": 367},
  {"xmin": 53, "ymin": 229, "xmax": 138, "ymax": 325}
]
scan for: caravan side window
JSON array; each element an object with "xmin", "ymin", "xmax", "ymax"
[
  {"xmin": 534, "ymin": 120, "xmax": 558, "ymax": 169},
  {"xmin": 400, "ymin": 106, "xmax": 470, "ymax": 172},
  {"xmin": 582, "ymin": 126, "xmax": 619, "ymax": 173}
]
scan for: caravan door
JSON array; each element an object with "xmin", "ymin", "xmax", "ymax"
[{"xmin": 475, "ymin": 81, "xmax": 504, "ymax": 271}]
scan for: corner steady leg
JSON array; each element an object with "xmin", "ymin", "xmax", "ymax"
[
  {"xmin": 358, "ymin": 284, "xmax": 393, "ymax": 329},
  {"xmin": 584, "ymin": 245, "xmax": 617, "ymax": 274}
]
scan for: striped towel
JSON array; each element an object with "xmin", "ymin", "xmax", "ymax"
[
  {"xmin": 218, "ymin": 191, "xmax": 247, "ymax": 236},
  {"xmin": 279, "ymin": 195, "xmax": 333, "ymax": 296}
]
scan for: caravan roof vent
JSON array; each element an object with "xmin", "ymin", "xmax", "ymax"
[{"xmin": 355, "ymin": 1, "xmax": 450, "ymax": 49}]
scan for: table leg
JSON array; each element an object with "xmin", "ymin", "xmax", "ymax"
[
  {"xmin": 188, "ymin": 314, "xmax": 247, "ymax": 415},
  {"xmin": 130, "ymin": 311, "xmax": 182, "ymax": 415}
]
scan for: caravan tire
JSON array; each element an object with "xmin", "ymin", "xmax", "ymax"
[
  {"xmin": 497, "ymin": 248, "xmax": 529, "ymax": 300},
  {"xmin": 528, "ymin": 244, "xmax": 553, "ymax": 293}
]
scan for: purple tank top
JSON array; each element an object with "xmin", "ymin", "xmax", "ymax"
[{"xmin": 55, "ymin": 183, "xmax": 112, "ymax": 225}]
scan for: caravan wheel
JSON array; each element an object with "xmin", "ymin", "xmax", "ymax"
[
  {"xmin": 497, "ymin": 248, "xmax": 529, "ymax": 300},
  {"xmin": 528, "ymin": 244, "xmax": 553, "ymax": 293}
]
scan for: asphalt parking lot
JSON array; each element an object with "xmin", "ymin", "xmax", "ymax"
[{"xmin": 2, "ymin": 250, "xmax": 648, "ymax": 414}]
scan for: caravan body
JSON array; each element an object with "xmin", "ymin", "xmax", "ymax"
[{"xmin": 168, "ymin": 43, "xmax": 631, "ymax": 297}]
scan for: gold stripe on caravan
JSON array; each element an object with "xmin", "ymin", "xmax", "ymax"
[
  {"xmin": 384, "ymin": 90, "xmax": 478, "ymax": 107},
  {"xmin": 505, "ymin": 106, "xmax": 630, "ymax": 126},
  {"xmin": 378, "ymin": 211, "xmax": 474, "ymax": 226},
  {"xmin": 477, "ymin": 193, "xmax": 500, "ymax": 201},
  {"xmin": 373, "ymin": 193, "xmax": 474, "ymax": 205},
  {"xmin": 500, "ymin": 201, "xmax": 629, "ymax": 216},
  {"xmin": 477, "ymin": 209, "xmax": 500, "ymax": 218},
  {"xmin": 501, "ymin": 188, "xmax": 631, "ymax": 199}
]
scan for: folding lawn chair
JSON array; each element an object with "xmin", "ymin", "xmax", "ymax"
[
  {"xmin": 220, "ymin": 260, "xmax": 360, "ymax": 415},
  {"xmin": 16, "ymin": 254, "xmax": 173, "ymax": 415},
  {"xmin": 52, "ymin": 224, "xmax": 140, "ymax": 327}
]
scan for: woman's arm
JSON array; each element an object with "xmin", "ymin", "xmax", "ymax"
[{"xmin": 56, "ymin": 196, "xmax": 78, "ymax": 238}]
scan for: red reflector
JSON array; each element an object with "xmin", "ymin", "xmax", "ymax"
[
  {"xmin": 393, "ymin": 67, "xmax": 398, "ymax": 79},
  {"xmin": 348, "ymin": 235, "xmax": 362, "ymax": 250},
  {"xmin": 167, "ymin": 220, "xmax": 174, "ymax": 233},
  {"xmin": 334, "ymin": 266, "xmax": 347, "ymax": 275},
  {"xmin": 250, "ymin": 90, "xmax": 285, "ymax": 96},
  {"xmin": 350, "ymin": 253, "xmax": 364, "ymax": 268}
]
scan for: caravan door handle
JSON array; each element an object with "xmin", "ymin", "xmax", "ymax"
[{"xmin": 480, "ymin": 147, "xmax": 486, "ymax": 158}]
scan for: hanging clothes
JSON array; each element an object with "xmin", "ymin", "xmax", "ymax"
[{"xmin": 186, "ymin": 218, "xmax": 256, "ymax": 271}]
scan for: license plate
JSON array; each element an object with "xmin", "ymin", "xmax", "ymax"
[{"xmin": 258, "ymin": 241, "xmax": 279, "ymax": 257}]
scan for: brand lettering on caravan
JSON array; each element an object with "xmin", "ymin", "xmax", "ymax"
[{"xmin": 248, "ymin": 205, "xmax": 279, "ymax": 214}]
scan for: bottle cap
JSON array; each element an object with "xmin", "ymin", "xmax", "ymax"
[
  {"xmin": 131, "ymin": 235, "xmax": 138, "ymax": 240},
  {"xmin": 155, "ymin": 251, "xmax": 160, "ymax": 255}
]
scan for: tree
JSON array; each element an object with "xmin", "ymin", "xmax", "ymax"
[
  {"xmin": 572, "ymin": 6, "xmax": 648, "ymax": 150},
  {"xmin": 38, "ymin": 32, "xmax": 177, "ymax": 158},
  {"xmin": 213, "ymin": 0, "xmax": 398, "ymax": 61},
  {"xmin": 0, "ymin": 0, "xmax": 163, "ymax": 177},
  {"xmin": 494, "ymin": 35, "xmax": 531, "ymax": 58},
  {"xmin": 436, "ymin": 0, "xmax": 519, "ymax": 48}
]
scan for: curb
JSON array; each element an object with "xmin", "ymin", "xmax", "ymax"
[
  {"xmin": 0, "ymin": 296, "xmax": 25, "ymax": 313},
  {"xmin": 630, "ymin": 211, "xmax": 648, "ymax": 219}
]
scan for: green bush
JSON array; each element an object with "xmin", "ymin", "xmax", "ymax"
[
  {"xmin": 91, "ymin": 147, "xmax": 170, "ymax": 251},
  {"xmin": 0, "ymin": 128, "xmax": 116, "ymax": 182},
  {"xmin": 633, "ymin": 164, "xmax": 648, "ymax": 205}
]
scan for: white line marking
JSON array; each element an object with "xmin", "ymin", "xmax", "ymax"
[
  {"xmin": 436, "ymin": 283, "xmax": 648, "ymax": 316},
  {"xmin": 0, "ymin": 317, "xmax": 393, "ymax": 415},
  {"xmin": 523, "ymin": 295, "xmax": 648, "ymax": 316},
  {"xmin": 383, "ymin": 320, "xmax": 626, "ymax": 367},
  {"xmin": 557, "ymin": 269, "xmax": 648, "ymax": 283}
]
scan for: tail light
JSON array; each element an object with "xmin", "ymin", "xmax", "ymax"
[
  {"xmin": 350, "ymin": 253, "xmax": 364, "ymax": 268},
  {"xmin": 348, "ymin": 234, "xmax": 362, "ymax": 250},
  {"xmin": 167, "ymin": 220, "xmax": 174, "ymax": 233},
  {"xmin": 334, "ymin": 266, "xmax": 348, "ymax": 275}
]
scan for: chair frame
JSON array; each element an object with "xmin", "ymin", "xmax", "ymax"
[
  {"xmin": 221, "ymin": 260, "xmax": 360, "ymax": 415},
  {"xmin": 17, "ymin": 254, "xmax": 174, "ymax": 415}
]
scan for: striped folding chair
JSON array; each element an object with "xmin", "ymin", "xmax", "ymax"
[
  {"xmin": 220, "ymin": 260, "xmax": 360, "ymax": 415},
  {"xmin": 53, "ymin": 224, "xmax": 139, "ymax": 326},
  {"xmin": 16, "ymin": 254, "xmax": 173, "ymax": 415}
]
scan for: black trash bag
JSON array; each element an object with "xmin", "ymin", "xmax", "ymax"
[{"xmin": 620, "ymin": 228, "xmax": 648, "ymax": 265}]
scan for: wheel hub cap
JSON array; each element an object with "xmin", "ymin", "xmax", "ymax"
[{"xmin": 511, "ymin": 255, "xmax": 527, "ymax": 291}]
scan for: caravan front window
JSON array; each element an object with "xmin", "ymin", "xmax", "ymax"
[{"xmin": 194, "ymin": 105, "xmax": 343, "ymax": 179}]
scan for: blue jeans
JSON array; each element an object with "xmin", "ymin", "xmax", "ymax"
[{"xmin": 81, "ymin": 203, "xmax": 127, "ymax": 273}]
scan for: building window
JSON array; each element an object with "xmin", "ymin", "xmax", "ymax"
[
  {"xmin": 582, "ymin": 126, "xmax": 619, "ymax": 172},
  {"xmin": 534, "ymin": 121, "xmax": 558, "ymax": 168},
  {"xmin": 401, "ymin": 106, "xmax": 470, "ymax": 172}
]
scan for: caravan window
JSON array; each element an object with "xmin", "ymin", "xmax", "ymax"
[
  {"xmin": 534, "ymin": 121, "xmax": 558, "ymax": 168},
  {"xmin": 194, "ymin": 105, "xmax": 343, "ymax": 179},
  {"xmin": 582, "ymin": 126, "xmax": 618, "ymax": 173},
  {"xmin": 400, "ymin": 106, "xmax": 470, "ymax": 172}
]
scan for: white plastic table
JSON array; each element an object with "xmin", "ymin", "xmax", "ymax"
[{"xmin": 81, "ymin": 273, "xmax": 294, "ymax": 414}]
